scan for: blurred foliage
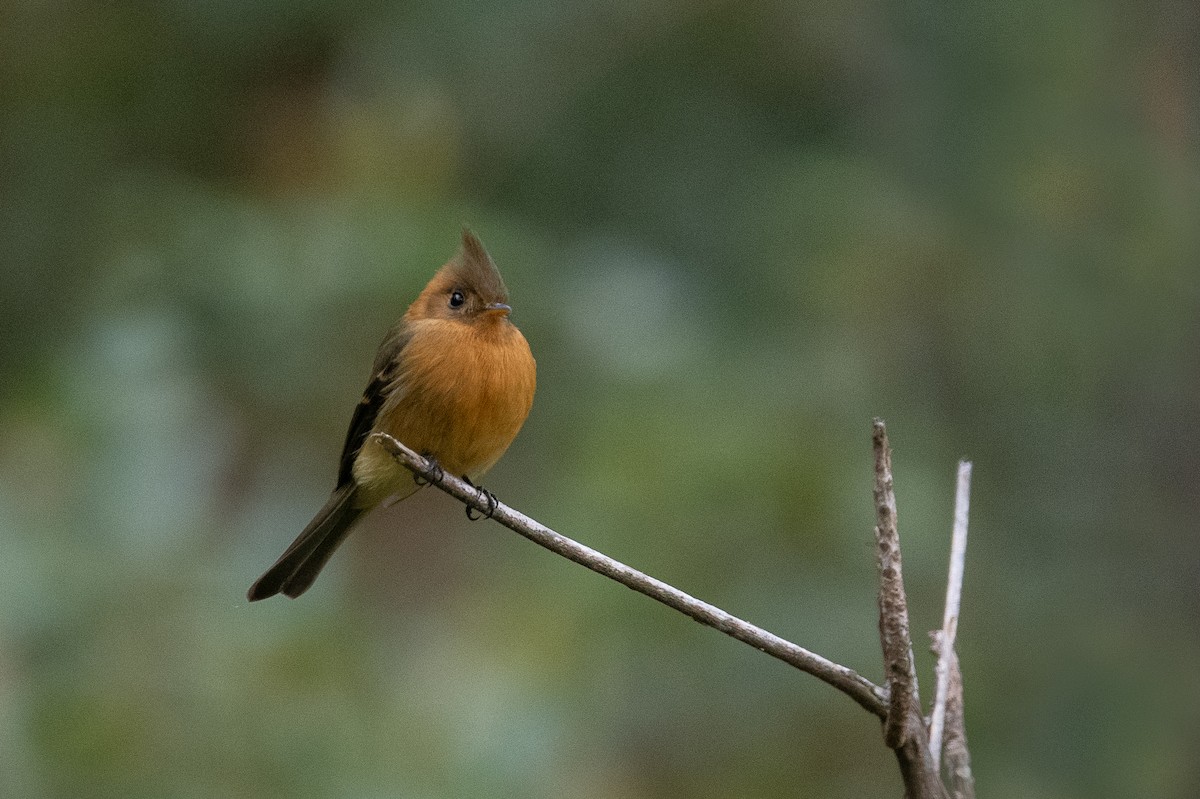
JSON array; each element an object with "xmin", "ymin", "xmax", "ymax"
[{"xmin": 1, "ymin": 0, "xmax": 1198, "ymax": 797}]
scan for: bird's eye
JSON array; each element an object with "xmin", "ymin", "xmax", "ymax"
[{"xmin": 449, "ymin": 290, "xmax": 465, "ymax": 309}]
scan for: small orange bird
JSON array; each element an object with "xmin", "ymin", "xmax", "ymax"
[{"xmin": 248, "ymin": 230, "xmax": 536, "ymax": 601}]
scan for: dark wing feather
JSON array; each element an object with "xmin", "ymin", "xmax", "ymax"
[{"xmin": 336, "ymin": 321, "xmax": 413, "ymax": 485}]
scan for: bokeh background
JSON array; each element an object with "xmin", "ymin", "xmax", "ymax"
[{"xmin": 2, "ymin": 1, "xmax": 1198, "ymax": 797}]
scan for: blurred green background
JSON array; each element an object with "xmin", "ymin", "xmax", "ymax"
[{"xmin": 2, "ymin": 1, "xmax": 1197, "ymax": 797}]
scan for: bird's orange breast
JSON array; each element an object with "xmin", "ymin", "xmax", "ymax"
[{"xmin": 351, "ymin": 315, "xmax": 535, "ymax": 505}]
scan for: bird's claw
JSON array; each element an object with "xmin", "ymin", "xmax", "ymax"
[
  {"xmin": 413, "ymin": 455, "xmax": 444, "ymax": 486},
  {"xmin": 465, "ymin": 479, "xmax": 498, "ymax": 521}
]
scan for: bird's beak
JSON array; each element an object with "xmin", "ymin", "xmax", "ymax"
[{"xmin": 484, "ymin": 302, "xmax": 512, "ymax": 316}]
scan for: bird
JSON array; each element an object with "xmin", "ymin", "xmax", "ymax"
[{"xmin": 247, "ymin": 229, "xmax": 536, "ymax": 601}]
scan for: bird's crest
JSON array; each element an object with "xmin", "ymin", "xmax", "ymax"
[{"xmin": 447, "ymin": 228, "xmax": 508, "ymax": 303}]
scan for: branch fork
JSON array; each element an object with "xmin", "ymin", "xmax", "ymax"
[{"xmin": 371, "ymin": 419, "xmax": 974, "ymax": 798}]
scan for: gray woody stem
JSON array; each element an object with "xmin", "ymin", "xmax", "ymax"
[
  {"xmin": 371, "ymin": 432, "xmax": 888, "ymax": 718},
  {"xmin": 929, "ymin": 461, "xmax": 976, "ymax": 799},
  {"xmin": 873, "ymin": 420, "xmax": 948, "ymax": 799}
]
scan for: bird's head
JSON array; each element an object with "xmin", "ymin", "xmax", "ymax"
[{"xmin": 411, "ymin": 229, "xmax": 514, "ymax": 324}]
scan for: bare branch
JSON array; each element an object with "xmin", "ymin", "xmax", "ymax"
[
  {"xmin": 872, "ymin": 419, "xmax": 948, "ymax": 799},
  {"xmin": 928, "ymin": 460, "xmax": 976, "ymax": 799},
  {"xmin": 939, "ymin": 647, "xmax": 976, "ymax": 799},
  {"xmin": 872, "ymin": 419, "xmax": 921, "ymax": 745},
  {"xmin": 373, "ymin": 432, "xmax": 888, "ymax": 718},
  {"xmin": 929, "ymin": 461, "xmax": 972, "ymax": 769}
]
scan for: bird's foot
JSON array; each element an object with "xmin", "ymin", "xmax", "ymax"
[
  {"xmin": 462, "ymin": 476, "xmax": 498, "ymax": 520},
  {"xmin": 413, "ymin": 454, "xmax": 444, "ymax": 486}
]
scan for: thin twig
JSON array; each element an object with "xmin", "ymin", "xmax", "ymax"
[
  {"xmin": 372, "ymin": 432, "xmax": 888, "ymax": 718},
  {"xmin": 930, "ymin": 461, "xmax": 975, "ymax": 799},
  {"xmin": 872, "ymin": 420, "xmax": 948, "ymax": 799},
  {"xmin": 929, "ymin": 461, "xmax": 972, "ymax": 770}
]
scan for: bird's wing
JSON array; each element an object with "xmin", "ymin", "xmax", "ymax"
[{"xmin": 336, "ymin": 321, "xmax": 413, "ymax": 486}]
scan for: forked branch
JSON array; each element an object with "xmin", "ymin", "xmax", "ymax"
[{"xmin": 373, "ymin": 420, "xmax": 971, "ymax": 799}]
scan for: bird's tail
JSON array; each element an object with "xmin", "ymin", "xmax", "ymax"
[{"xmin": 247, "ymin": 485, "xmax": 364, "ymax": 601}]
